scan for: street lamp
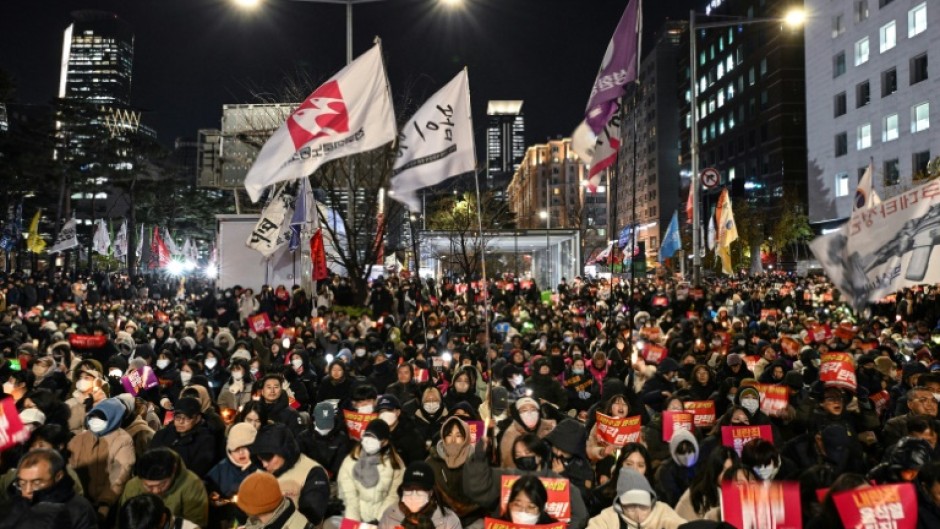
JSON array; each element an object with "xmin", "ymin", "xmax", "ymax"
[
  {"xmin": 539, "ymin": 210, "xmax": 550, "ymax": 288},
  {"xmin": 688, "ymin": 8, "xmax": 806, "ymax": 285}
]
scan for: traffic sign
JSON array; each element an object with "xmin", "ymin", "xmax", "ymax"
[{"xmin": 701, "ymin": 167, "xmax": 720, "ymax": 188}]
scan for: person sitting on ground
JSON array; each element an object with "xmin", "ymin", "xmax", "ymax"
[
  {"xmin": 235, "ymin": 472, "xmax": 317, "ymax": 529},
  {"xmin": 118, "ymin": 493, "xmax": 199, "ymax": 529},
  {"xmin": 0, "ymin": 448, "xmax": 96, "ymax": 529},
  {"xmin": 119, "ymin": 447, "xmax": 209, "ymax": 528}
]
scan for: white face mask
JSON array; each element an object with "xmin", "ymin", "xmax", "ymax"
[
  {"xmin": 2, "ymin": 382, "xmax": 14, "ymax": 395},
  {"xmin": 205, "ymin": 358, "xmax": 218, "ymax": 369},
  {"xmin": 232, "ymin": 371, "xmax": 243, "ymax": 381},
  {"xmin": 754, "ymin": 463, "xmax": 779, "ymax": 481},
  {"xmin": 109, "ymin": 369, "xmax": 123, "ymax": 378},
  {"xmin": 511, "ymin": 375, "xmax": 524, "ymax": 387},
  {"xmin": 676, "ymin": 452, "xmax": 697, "ymax": 467},
  {"xmin": 358, "ymin": 404, "xmax": 374, "ymax": 414},
  {"xmin": 361, "ymin": 436, "xmax": 382, "ymax": 455},
  {"xmin": 292, "ymin": 358, "xmax": 303, "ymax": 369},
  {"xmin": 87, "ymin": 417, "xmax": 108, "ymax": 434},
  {"xmin": 76, "ymin": 379, "xmax": 93, "ymax": 393},
  {"xmin": 511, "ymin": 511, "xmax": 541, "ymax": 525},
  {"xmin": 455, "ymin": 382, "xmax": 469, "ymax": 393},
  {"xmin": 741, "ymin": 398, "xmax": 760, "ymax": 415},
  {"xmin": 180, "ymin": 372, "xmax": 192, "ymax": 383},
  {"xmin": 355, "ymin": 349, "xmax": 367, "ymax": 358},
  {"xmin": 156, "ymin": 359, "xmax": 170, "ymax": 370},
  {"xmin": 520, "ymin": 410, "xmax": 540, "ymax": 429},
  {"xmin": 402, "ymin": 491, "xmax": 430, "ymax": 513},
  {"xmin": 380, "ymin": 411, "xmax": 398, "ymax": 427},
  {"xmin": 424, "ymin": 402, "xmax": 441, "ymax": 414},
  {"xmin": 250, "ymin": 367, "xmax": 259, "ymax": 376}
]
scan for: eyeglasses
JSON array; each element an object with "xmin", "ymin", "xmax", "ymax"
[
  {"xmin": 910, "ymin": 397, "xmax": 937, "ymax": 406},
  {"xmin": 15, "ymin": 478, "xmax": 52, "ymax": 492}
]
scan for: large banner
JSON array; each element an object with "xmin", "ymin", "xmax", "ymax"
[
  {"xmin": 500, "ymin": 476, "xmax": 571, "ymax": 522},
  {"xmin": 832, "ymin": 483, "xmax": 916, "ymax": 529},
  {"xmin": 721, "ymin": 481, "xmax": 802, "ymax": 529},
  {"xmin": 594, "ymin": 412, "xmax": 641, "ymax": 447},
  {"xmin": 810, "ymin": 179, "xmax": 940, "ymax": 312},
  {"xmin": 0, "ymin": 398, "xmax": 28, "ymax": 451}
]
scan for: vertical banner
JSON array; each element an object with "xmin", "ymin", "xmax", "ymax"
[
  {"xmin": 832, "ymin": 483, "xmax": 916, "ymax": 529},
  {"xmin": 594, "ymin": 412, "xmax": 642, "ymax": 446},
  {"xmin": 721, "ymin": 425, "xmax": 773, "ymax": 456},
  {"xmin": 721, "ymin": 481, "xmax": 802, "ymax": 529},
  {"xmin": 499, "ymin": 476, "xmax": 572, "ymax": 522}
]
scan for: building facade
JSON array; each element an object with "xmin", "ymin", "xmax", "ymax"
[
  {"xmin": 617, "ymin": 21, "xmax": 686, "ymax": 264},
  {"xmin": 58, "ymin": 10, "xmax": 134, "ymax": 107},
  {"xmin": 486, "ymin": 100, "xmax": 525, "ymax": 196},
  {"xmin": 805, "ymin": 0, "xmax": 935, "ymax": 228},
  {"xmin": 678, "ymin": 0, "xmax": 807, "ymax": 241}
]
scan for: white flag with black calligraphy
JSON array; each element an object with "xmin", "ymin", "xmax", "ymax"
[
  {"xmin": 390, "ymin": 69, "xmax": 476, "ymax": 213},
  {"xmin": 246, "ymin": 186, "xmax": 295, "ymax": 258},
  {"xmin": 48, "ymin": 219, "xmax": 79, "ymax": 254}
]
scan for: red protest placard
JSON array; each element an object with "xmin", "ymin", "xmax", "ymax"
[
  {"xmin": 342, "ymin": 409, "xmax": 378, "ymax": 441},
  {"xmin": 808, "ymin": 324, "xmax": 832, "ymax": 344},
  {"xmin": 721, "ymin": 481, "xmax": 802, "ymax": 529},
  {"xmin": 639, "ymin": 326, "xmax": 662, "ymax": 342},
  {"xmin": 484, "ymin": 518, "xmax": 565, "ymax": 529},
  {"xmin": 120, "ymin": 365, "xmax": 159, "ymax": 396},
  {"xmin": 820, "ymin": 352, "xmax": 857, "ymax": 391},
  {"xmin": 499, "ymin": 476, "xmax": 571, "ymax": 522},
  {"xmin": 154, "ymin": 310, "xmax": 170, "ymax": 323},
  {"xmin": 413, "ymin": 368, "xmax": 430, "ymax": 383},
  {"xmin": 594, "ymin": 412, "xmax": 642, "ymax": 447},
  {"xmin": 779, "ymin": 336, "xmax": 801, "ymax": 357},
  {"xmin": 248, "ymin": 313, "xmax": 272, "ymax": 333},
  {"xmin": 68, "ymin": 334, "xmax": 108, "ymax": 350},
  {"xmin": 761, "ymin": 309, "xmax": 779, "ymax": 320},
  {"xmin": 652, "ymin": 296, "xmax": 669, "ymax": 307},
  {"xmin": 339, "ymin": 519, "xmax": 377, "ymax": 529},
  {"xmin": 466, "ymin": 420, "xmax": 485, "ymax": 443},
  {"xmin": 0, "ymin": 398, "xmax": 29, "ymax": 451},
  {"xmin": 834, "ymin": 323, "xmax": 858, "ymax": 341},
  {"xmin": 756, "ymin": 383, "xmax": 790, "ymax": 417},
  {"xmin": 721, "ymin": 425, "xmax": 773, "ymax": 456},
  {"xmin": 684, "ymin": 401, "xmax": 716, "ymax": 428},
  {"xmin": 662, "ymin": 411, "xmax": 695, "ymax": 442},
  {"xmin": 870, "ymin": 390, "xmax": 891, "ymax": 415},
  {"xmin": 832, "ymin": 483, "xmax": 917, "ymax": 529},
  {"xmin": 743, "ymin": 355, "xmax": 761, "ymax": 373},
  {"xmin": 642, "ymin": 343, "xmax": 668, "ymax": 364}
]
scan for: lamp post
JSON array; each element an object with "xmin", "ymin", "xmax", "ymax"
[
  {"xmin": 539, "ymin": 210, "xmax": 550, "ymax": 289},
  {"xmin": 688, "ymin": 8, "xmax": 805, "ymax": 285}
]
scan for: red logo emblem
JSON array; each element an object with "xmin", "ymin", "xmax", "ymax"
[{"xmin": 286, "ymin": 81, "xmax": 350, "ymax": 150}]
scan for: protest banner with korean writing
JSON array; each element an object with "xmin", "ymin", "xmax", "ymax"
[
  {"xmin": 652, "ymin": 295, "xmax": 669, "ymax": 307},
  {"xmin": 834, "ymin": 323, "xmax": 858, "ymax": 341},
  {"xmin": 0, "ymin": 398, "xmax": 28, "ymax": 451},
  {"xmin": 639, "ymin": 326, "xmax": 662, "ymax": 342},
  {"xmin": 662, "ymin": 411, "xmax": 695, "ymax": 442},
  {"xmin": 466, "ymin": 420, "xmax": 485, "ymax": 443},
  {"xmin": 870, "ymin": 390, "xmax": 891, "ymax": 415},
  {"xmin": 684, "ymin": 400, "xmax": 716, "ymax": 428},
  {"xmin": 761, "ymin": 309, "xmax": 779, "ymax": 320},
  {"xmin": 339, "ymin": 519, "xmax": 378, "ymax": 529},
  {"xmin": 832, "ymin": 482, "xmax": 916, "ymax": 529},
  {"xmin": 499, "ymin": 476, "xmax": 571, "ymax": 522},
  {"xmin": 68, "ymin": 334, "xmax": 108, "ymax": 350},
  {"xmin": 721, "ymin": 480, "xmax": 802, "ymax": 529},
  {"xmin": 779, "ymin": 336, "xmax": 801, "ymax": 357},
  {"xmin": 721, "ymin": 425, "xmax": 773, "ymax": 456},
  {"xmin": 595, "ymin": 412, "xmax": 642, "ymax": 447},
  {"xmin": 248, "ymin": 313, "xmax": 273, "ymax": 333},
  {"xmin": 484, "ymin": 518, "xmax": 565, "ymax": 529},
  {"xmin": 642, "ymin": 343, "xmax": 668, "ymax": 364},
  {"xmin": 819, "ymin": 352, "xmax": 857, "ymax": 391},
  {"xmin": 342, "ymin": 410, "xmax": 378, "ymax": 441},
  {"xmin": 756, "ymin": 383, "xmax": 790, "ymax": 417},
  {"xmin": 120, "ymin": 365, "xmax": 159, "ymax": 396}
]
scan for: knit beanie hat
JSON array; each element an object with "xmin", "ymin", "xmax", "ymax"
[
  {"xmin": 227, "ymin": 422, "xmax": 258, "ymax": 452},
  {"xmin": 236, "ymin": 472, "xmax": 283, "ymax": 516},
  {"xmin": 616, "ymin": 468, "xmax": 656, "ymax": 507}
]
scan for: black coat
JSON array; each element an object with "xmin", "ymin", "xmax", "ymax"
[
  {"xmin": 1, "ymin": 472, "xmax": 96, "ymax": 529},
  {"xmin": 309, "ymin": 426, "xmax": 352, "ymax": 479},
  {"xmin": 150, "ymin": 422, "xmax": 220, "ymax": 476},
  {"xmin": 389, "ymin": 416, "xmax": 429, "ymax": 465}
]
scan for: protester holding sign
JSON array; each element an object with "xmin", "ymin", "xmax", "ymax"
[
  {"xmin": 498, "ymin": 475, "xmax": 559, "ymax": 526},
  {"xmin": 379, "ymin": 461, "xmax": 461, "ymax": 529},
  {"xmin": 586, "ymin": 394, "xmax": 645, "ymax": 463},
  {"xmin": 427, "ymin": 417, "xmax": 483, "ymax": 527},
  {"xmin": 337, "ymin": 419, "xmax": 405, "ymax": 524},
  {"xmin": 498, "ymin": 398, "xmax": 557, "ymax": 469}
]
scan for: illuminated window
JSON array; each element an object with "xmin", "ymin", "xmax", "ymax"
[
  {"xmin": 855, "ymin": 37, "xmax": 869, "ymax": 66},
  {"xmin": 909, "ymin": 3, "xmax": 927, "ymax": 38},
  {"xmin": 880, "ymin": 21, "xmax": 896, "ymax": 53},
  {"xmin": 882, "ymin": 113, "xmax": 898, "ymax": 142},
  {"xmin": 912, "ymin": 102, "xmax": 930, "ymax": 133},
  {"xmin": 835, "ymin": 172, "xmax": 850, "ymax": 197},
  {"xmin": 857, "ymin": 123, "xmax": 872, "ymax": 150}
]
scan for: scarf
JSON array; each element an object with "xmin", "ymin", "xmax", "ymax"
[
  {"xmin": 401, "ymin": 500, "xmax": 439, "ymax": 529},
  {"xmin": 436, "ymin": 440, "xmax": 470, "ymax": 469},
  {"xmin": 352, "ymin": 452, "xmax": 381, "ymax": 488}
]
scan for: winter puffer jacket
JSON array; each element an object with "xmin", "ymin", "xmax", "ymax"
[
  {"xmin": 251, "ymin": 423, "xmax": 330, "ymax": 525},
  {"xmin": 337, "ymin": 446, "xmax": 404, "ymax": 523},
  {"xmin": 67, "ymin": 398, "xmax": 136, "ymax": 510},
  {"xmin": 119, "ymin": 451, "xmax": 209, "ymax": 528}
]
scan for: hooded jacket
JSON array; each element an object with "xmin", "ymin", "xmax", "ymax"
[
  {"xmin": 654, "ymin": 429, "xmax": 700, "ymax": 507},
  {"xmin": 425, "ymin": 417, "xmax": 482, "ymax": 523},
  {"xmin": 150, "ymin": 418, "xmax": 220, "ymax": 476},
  {"xmin": 119, "ymin": 450, "xmax": 209, "ymax": 528},
  {"xmin": 587, "ymin": 469, "xmax": 686, "ymax": 529},
  {"xmin": 525, "ymin": 359, "xmax": 569, "ymax": 409},
  {"xmin": 67, "ymin": 398, "xmax": 136, "ymax": 509},
  {"xmin": 498, "ymin": 402, "xmax": 557, "ymax": 469},
  {"xmin": 252, "ymin": 423, "xmax": 330, "ymax": 524}
]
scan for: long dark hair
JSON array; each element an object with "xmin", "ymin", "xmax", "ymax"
[
  {"xmin": 234, "ymin": 401, "xmax": 268, "ymax": 426},
  {"xmin": 611, "ymin": 442, "xmax": 653, "ymax": 482},
  {"xmin": 502, "ymin": 475, "xmax": 556, "ymax": 524},
  {"xmin": 689, "ymin": 446, "xmax": 739, "ymax": 514}
]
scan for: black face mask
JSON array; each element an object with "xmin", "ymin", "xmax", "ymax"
[{"xmin": 514, "ymin": 456, "xmax": 539, "ymax": 471}]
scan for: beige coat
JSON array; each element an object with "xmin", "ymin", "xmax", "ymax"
[
  {"xmin": 337, "ymin": 453, "xmax": 404, "ymax": 522},
  {"xmin": 587, "ymin": 503, "xmax": 686, "ymax": 529},
  {"xmin": 68, "ymin": 428, "xmax": 135, "ymax": 507},
  {"xmin": 499, "ymin": 418, "xmax": 557, "ymax": 468}
]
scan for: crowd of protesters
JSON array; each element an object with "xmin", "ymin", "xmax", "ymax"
[{"xmin": 0, "ymin": 268, "xmax": 939, "ymax": 529}]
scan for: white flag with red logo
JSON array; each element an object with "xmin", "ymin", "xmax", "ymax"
[{"xmin": 244, "ymin": 43, "xmax": 397, "ymax": 202}]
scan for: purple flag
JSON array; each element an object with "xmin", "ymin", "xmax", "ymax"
[{"xmin": 585, "ymin": 0, "xmax": 641, "ymax": 134}]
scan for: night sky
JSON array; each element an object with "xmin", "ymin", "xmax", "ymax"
[{"xmin": 0, "ymin": 0, "xmax": 699, "ymax": 148}]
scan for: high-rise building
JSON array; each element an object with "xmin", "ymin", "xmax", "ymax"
[
  {"xmin": 617, "ymin": 21, "xmax": 686, "ymax": 265},
  {"xmin": 678, "ymin": 0, "xmax": 807, "ymax": 238},
  {"xmin": 508, "ymin": 138, "xmax": 593, "ymax": 228},
  {"xmin": 58, "ymin": 10, "xmax": 134, "ymax": 106},
  {"xmin": 486, "ymin": 100, "xmax": 525, "ymax": 194},
  {"xmin": 805, "ymin": 0, "xmax": 936, "ymax": 229}
]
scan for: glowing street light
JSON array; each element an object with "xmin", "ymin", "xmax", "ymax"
[
  {"xmin": 784, "ymin": 9, "xmax": 807, "ymax": 29},
  {"xmin": 233, "ymin": 0, "xmax": 263, "ymax": 8}
]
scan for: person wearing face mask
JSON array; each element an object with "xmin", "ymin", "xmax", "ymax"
[
  {"xmin": 64, "ymin": 361, "xmax": 109, "ymax": 433},
  {"xmin": 501, "ymin": 365, "xmax": 528, "ymax": 401},
  {"xmin": 218, "ymin": 358, "xmax": 254, "ymax": 412},
  {"xmin": 2, "ymin": 371, "xmax": 29, "ymax": 406},
  {"xmin": 740, "ymin": 438, "xmax": 791, "ymax": 484},
  {"xmin": 206, "ymin": 423, "xmax": 260, "ymax": 528},
  {"xmin": 379, "ymin": 460, "xmax": 461, "ymax": 529},
  {"xmin": 413, "ymin": 386, "xmax": 448, "ymax": 447},
  {"xmin": 337, "ymin": 419, "xmax": 405, "ymax": 523},
  {"xmin": 27, "ymin": 354, "xmax": 69, "ymax": 401},
  {"xmin": 309, "ymin": 401, "xmax": 352, "ymax": 479},
  {"xmin": 201, "ymin": 350, "xmax": 229, "ymax": 398},
  {"xmin": 545, "ymin": 420, "xmax": 595, "ymax": 505},
  {"xmin": 640, "ymin": 358, "xmax": 681, "ymax": 414},
  {"xmin": 444, "ymin": 367, "xmax": 483, "ymax": 412},
  {"xmin": 587, "ymin": 469, "xmax": 686, "ymax": 529},
  {"xmin": 498, "ymin": 397, "xmax": 557, "ymax": 469},
  {"xmin": 67, "ymin": 397, "xmax": 135, "ymax": 521},
  {"xmin": 499, "ymin": 476, "xmax": 558, "ymax": 527},
  {"xmin": 563, "ymin": 357, "xmax": 599, "ymax": 416},
  {"xmin": 281, "ymin": 351, "xmax": 313, "ymax": 410},
  {"xmin": 377, "ymin": 394, "xmax": 426, "ymax": 465},
  {"xmin": 525, "ymin": 357, "xmax": 568, "ymax": 410},
  {"xmin": 653, "ymin": 430, "xmax": 700, "ymax": 507},
  {"xmin": 425, "ymin": 417, "xmax": 483, "ymax": 527}
]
